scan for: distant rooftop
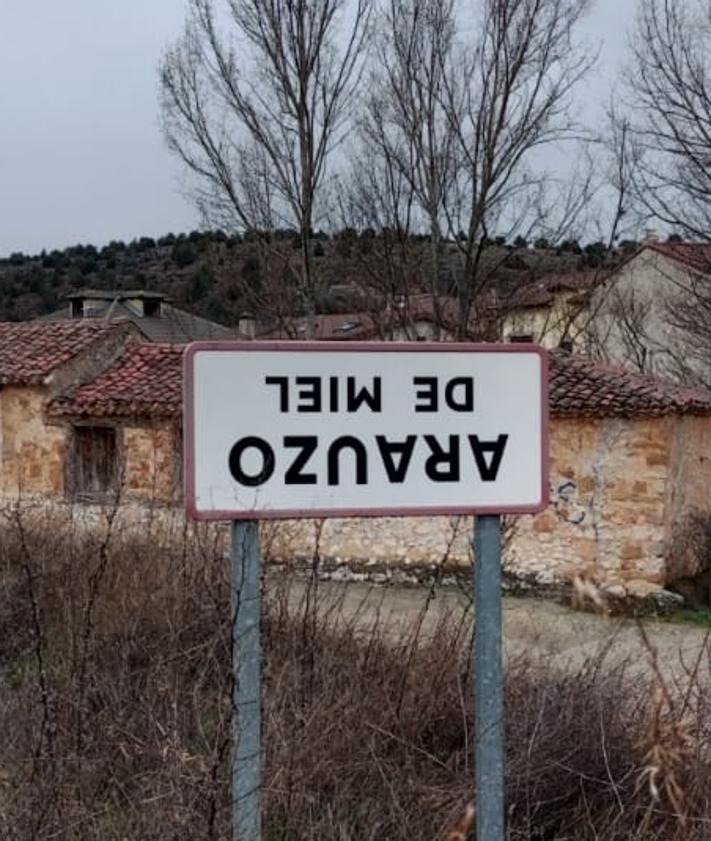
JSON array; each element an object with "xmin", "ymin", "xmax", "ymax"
[
  {"xmin": 36, "ymin": 288, "xmax": 237, "ymax": 343},
  {"xmin": 647, "ymin": 241, "xmax": 711, "ymax": 275},
  {"xmin": 500, "ymin": 273, "xmax": 599, "ymax": 310},
  {"xmin": 257, "ymin": 295, "xmax": 483, "ymax": 341},
  {"xmin": 65, "ymin": 289, "xmax": 167, "ymax": 300}
]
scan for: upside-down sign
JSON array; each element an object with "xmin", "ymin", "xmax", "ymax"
[{"xmin": 184, "ymin": 341, "xmax": 549, "ymax": 520}]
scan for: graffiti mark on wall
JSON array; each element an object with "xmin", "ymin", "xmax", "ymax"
[{"xmin": 553, "ymin": 479, "xmax": 587, "ymax": 525}]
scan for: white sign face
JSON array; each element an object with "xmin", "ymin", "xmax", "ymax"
[{"xmin": 184, "ymin": 342, "xmax": 549, "ymax": 520}]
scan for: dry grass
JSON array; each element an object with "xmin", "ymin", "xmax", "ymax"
[{"xmin": 1, "ymin": 509, "xmax": 711, "ymax": 839}]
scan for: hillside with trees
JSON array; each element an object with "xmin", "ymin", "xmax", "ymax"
[{"xmin": 0, "ymin": 229, "xmax": 635, "ymax": 326}]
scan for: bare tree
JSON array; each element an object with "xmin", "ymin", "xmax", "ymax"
[
  {"xmin": 357, "ymin": 0, "xmax": 459, "ymax": 334},
  {"xmin": 442, "ymin": 0, "xmax": 596, "ymax": 337},
  {"xmin": 160, "ymin": 0, "xmax": 372, "ymax": 326},
  {"xmin": 664, "ymin": 271, "xmax": 711, "ymax": 387},
  {"xmin": 624, "ymin": 0, "xmax": 711, "ymax": 239},
  {"xmin": 354, "ymin": 0, "xmax": 596, "ymax": 340},
  {"xmin": 591, "ymin": 26, "xmax": 711, "ymax": 387},
  {"xmin": 555, "ymin": 109, "xmax": 640, "ymax": 355},
  {"xmin": 339, "ymin": 153, "xmax": 429, "ymax": 338}
]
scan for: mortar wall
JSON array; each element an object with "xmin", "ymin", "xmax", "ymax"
[
  {"xmin": 0, "ymin": 386, "xmax": 67, "ymax": 498},
  {"xmin": 122, "ymin": 421, "xmax": 180, "ymax": 505},
  {"xmin": 269, "ymin": 415, "xmax": 691, "ymax": 592}
]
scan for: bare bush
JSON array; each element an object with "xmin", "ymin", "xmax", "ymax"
[{"xmin": 2, "ymin": 512, "xmax": 711, "ymax": 839}]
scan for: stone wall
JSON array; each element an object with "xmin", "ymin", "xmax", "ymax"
[
  {"xmin": 664, "ymin": 414, "xmax": 711, "ymax": 579},
  {"xmin": 122, "ymin": 421, "xmax": 180, "ymax": 505},
  {"xmin": 264, "ymin": 515, "xmax": 472, "ymax": 569},
  {"xmin": 4, "ymin": 378, "xmax": 710, "ymax": 597},
  {"xmin": 1, "ymin": 386, "xmax": 67, "ymax": 497},
  {"xmin": 506, "ymin": 416, "xmax": 670, "ymax": 596},
  {"xmin": 265, "ymin": 413, "xmax": 711, "ymax": 595},
  {"xmin": 0, "ymin": 392, "xmax": 181, "ymax": 507}
]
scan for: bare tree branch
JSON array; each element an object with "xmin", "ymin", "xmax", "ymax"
[
  {"xmin": 352, "ymin": 0, "xmax": 596, "ymax": 340},
  {"xmin": 160, "ymin": 0, "xmax": 372, "ymax": 326},
  {"xmin": 624, "ymin": 0, "xmax": 711, "ymax": 239}
]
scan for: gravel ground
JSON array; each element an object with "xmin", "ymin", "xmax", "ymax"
[{"xmin": 277, "ymin": 578, "xmax": 711, "ymax": 684}]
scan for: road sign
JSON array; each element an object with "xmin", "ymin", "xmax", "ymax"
[
  {"xmin": 184, "ymin": 339, "xmax": 550, "ymax": 841},
  {"xmin": 184, "ymin": 341, "xmax": 549, "ymax": 520}
]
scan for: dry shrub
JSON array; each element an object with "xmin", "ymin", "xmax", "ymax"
[
  {"xmin": 670, "ymin": 510, "xmax": 711, "ymax": 581},
  {"xmin": 1, "ymin": 509, "xmax": 711, "ymax": 840}
]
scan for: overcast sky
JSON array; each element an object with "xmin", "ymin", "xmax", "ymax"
[{"xmin": 0, "ymin": 0, "xmax": 637, "ymax": 258}]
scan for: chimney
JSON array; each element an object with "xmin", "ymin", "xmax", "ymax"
[
  {"xmin": 238, "ymin": 313, "xmax": 256, "ymax": 339},
  {"xmin": 642, "ymin": 228, "xmax": 659, "ymax": 244}
]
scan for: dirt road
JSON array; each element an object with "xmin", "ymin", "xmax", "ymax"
[{"xmin": 278, "ymin": 578, "xmax": 711, "ymax": 683}]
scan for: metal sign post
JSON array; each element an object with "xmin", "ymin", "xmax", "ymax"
[
  {"xmin": 230, "ymin": 520, "xmax": 262, "ymax": 841},
  {"xmin": 473, "ymin": 514, "xmax": 505, "ymax": 841}
]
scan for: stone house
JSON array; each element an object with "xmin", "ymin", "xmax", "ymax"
[
  {"xmin": 588, "ymin": 241, "xmax": 711, "ymax": 385},
  {"xmin": 0, "ymin": 321, "xmax": 182, "ymax": 505},
  {"xmin": 0, "ymin": 288, "xmax": 234, "ymax": 506},
  {"xmin": 5, "ymin": 319, "xmax": 711, "ymax": 599},
  {"xmin": 0, "ymin": 320, "xmax": 138, "ymax": 500},
  {"xmin": 48, "ymin": 342, "xmax": 183, "ymax": 505}
]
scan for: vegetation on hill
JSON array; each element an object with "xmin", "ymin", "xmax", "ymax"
[{"xmin": 0, "ymin": 230, "xmax": 636, "ymax": 326}]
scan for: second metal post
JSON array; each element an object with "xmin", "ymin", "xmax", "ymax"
[
  {"xmin": 231, "ymin": 519, "xmax": 263, "ymax": 841},
  {"xmin": 473, "ymin": 514, "xmax": 505, "ymax": 841}
]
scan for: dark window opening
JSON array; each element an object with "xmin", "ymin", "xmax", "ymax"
[
  {"xmin": 143, "ymin": 299, "xmax": 161, "ymax": 318},
  {"xmin": 71, "ymin": 426, "xmax": 118, "ymax": 500},
  {"xmin": 508, "ymin": 333, "xmax": 534, "ymax": 344},
  {"xmin": 71, "ymin": 300, "xmax": 83, "ymax": 318},
  {"xmin": 558, "ymin": 339, "xmax": 574, "ymax": 353}
]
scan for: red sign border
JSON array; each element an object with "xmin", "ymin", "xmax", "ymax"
[{"xmin": 183, "ymin": 341, "xmax": 550, "ymax": 521}]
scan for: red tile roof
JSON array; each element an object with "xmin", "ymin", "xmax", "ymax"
[
  {"xmin": 0, "ymin": 320, "xmax": 127, "ymax": 385},
  {"xmin": 259, "ymin": 312, "xmax": 376, "ymax": 341},
  {"xmin": 261, "ymin": 281, "xmax": 600, "ymax": 339},
  {"xmin": 48, "ymin": 342, "xmax": 711, "ymax": 420},
  {"xmin": 550, "ymin": 353, "xmax": 711, "ymax": 417},
  {"xmin": 503, "ymin": 273, "xmax": 599, "ymax": 309},
  {"xmin": 647, "ymin": 242, "xmax": 711, "ymax": 275},
  {"xmin": 49, "ymin": 343, "xmax": 184, "ymax": 418},
  {"xmin": 259, "ymin": 296, "xmax": 482, "ymax": 341}
]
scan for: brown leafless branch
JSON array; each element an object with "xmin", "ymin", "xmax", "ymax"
[
  {"xmin": 160, "ymin": 0, "xmax": 372, "ymax": 326},
  {"xmin": 624, "ymin": 0, "xmax": 711, "ymax": 239}
]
